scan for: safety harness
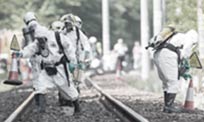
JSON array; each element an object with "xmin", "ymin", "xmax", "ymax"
[
  {"xmin": 54, "ymin": 31, "xmax": 70, "ymax": 86},
  {"xmin": 155, "ymin": 33, "xmax": 183, "ymax": 79},
  {"xmin": 75, "ymin": 27, "xmax": 84, "ymax": 64},
  {"xmin": 157, "ymin": 43, "xmax": 182, "ymax": 64}
]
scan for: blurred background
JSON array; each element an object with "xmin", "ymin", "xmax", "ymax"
[
  {"xmin": 0, "ymin": 0, "xmax": 198, "ymax": 48},
  {"xmin": 0, "ymin": 0, "xmax": 204, "ymax": 109}
]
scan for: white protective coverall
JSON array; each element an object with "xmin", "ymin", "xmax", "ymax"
[
  {"xmin": 153, "ymin": 30, "xmax": 198, "ymax": 93},
  {"xmin": 63, "ymin": 27, "xmax": 92, "ymax": 82},
  {"xmin": 21, "ymin": 21, "xmax": 79, "ymax": 101},
  {"xmin": 22, "ymin": 26, "xmax": 42, "ymax": 89},
  {"xmin": 63, "ymin": 27, "xmax": 92, "ymax": 63}
]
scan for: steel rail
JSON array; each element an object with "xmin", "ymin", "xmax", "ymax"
[
  {"xmin": 85, "ymin": 77, "xmax": 149, "ymax": 122},
  {"xmin": 4, "ymin": 92, "xmax": 35, "ymax": 122}
]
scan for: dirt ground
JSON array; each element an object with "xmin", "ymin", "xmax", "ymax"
[{"xmin": 93, "ymin": 74, "xmax": 204, "ymax": 122}]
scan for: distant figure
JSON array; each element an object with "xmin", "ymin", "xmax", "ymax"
[
  {"xmin": 96, "ymin": 42, "xmax": 102, "ymax": 57},
  {"xmin": 103, "ymin": 50, "xmax": 118, "ymax": 72},
  {"xmin": 89, "ymin": 36, "xmax": 98, "ymax": 58},
  {"xmin": 88, "ymin": 36, "xmax": 102, "ymax": 59},
  {"xmin": 132, "ymin": 41, "xmax": 141, "ymax": 70},
  {"xmin": 113, "ymin": 38, "xmax": 128, "ymax": 79},
  {"xmin": 0, "ymin": 58, "xmax": 7, "ymax": 74}
]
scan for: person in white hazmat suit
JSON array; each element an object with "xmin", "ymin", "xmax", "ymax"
[
  {"xmin": 147, "ymin": 25, "xmax": 198, "ymax": 113},
  {"xmin": 21, "ymin": 13, "xmax": 47, "ymax": 113},
  {"xmin": 19, "ymin": 12, "xmax": 79, "ymax": 113},
  {"xmin": 50, "ymin": 20, "xmax": 81, "ymax": 112},
  {"xmin": 60, "ymin": 14, "xmax": 93, "ymax": 90},
  {"xmin": 50, "ymin": 21, "xmax": 64, "ymax": 32},
  {"xmin": 22, "ymin": 26, "xmax": 39, "ymax": 83}
]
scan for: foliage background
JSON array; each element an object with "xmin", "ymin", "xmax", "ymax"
[
  {"xmin": 165, "ymin": 0, "xmax": 198, "ymax": 32},
  {"xmin": 0, "ymin": 0, "xmax": 201, "ymax": 50}
]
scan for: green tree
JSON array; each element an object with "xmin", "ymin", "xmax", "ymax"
[
  {"xmin": 0, "ymin": 0, "xmax": 142, "ymax": 50},
  {"xmin": 165, "ymin": 0, "xmax": 198, "ymax": 32},
  {"xmin": 109, "ymin": 0, "xmax": 140, "ymax": 48}
]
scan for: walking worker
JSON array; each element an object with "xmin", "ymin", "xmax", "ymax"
[
  {"xmin": 50, "ymin": 19, "xmax": 81, "ymax": 112},
  {"xmin": 147, "ymin": 24, "xmax": 198, "ymax": 113},
  {"xmin": 113, "ymin": 38, "xmax": 128, "ymax": 79},
  {"xmin": 60, "ymin": 14, "xmax": 93, "ymax": 89},
  {"xmin": 18, "ymin": 12, "xmax": 79, "ymax": 114},
  {"xmin": 132, "ymin": 41, "xmax": 141, "ymax": 70}
]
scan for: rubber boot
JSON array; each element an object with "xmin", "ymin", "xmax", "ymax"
[
  {"xmin": 35, "ymin": 94, "xmax": 46, "ymax": 113},
  {"xmin": 58, "ymin": 92, "xmax": 68, "ymax": 106},
  {"xmin": 164, "ymin": 91, "xmax": 167, "ymax": 106},
  {"xmin": 73, "ymin": 100, "xmax": 80, "ymax": 113},
  {"xmin": 163, "ymin": 93, "xmax": 181, "ymax": 113},
  {"xmin": 77, "ymin": 86, "xmax": 80, "ymax": 94},
  {"xmin": 58, "ymin": 92, "xmax": 74, "ymax": 107}
]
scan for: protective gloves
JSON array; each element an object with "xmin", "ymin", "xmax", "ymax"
[
  {"xmin": 68, "ymin": 63, "xmax": 76, "ymax": 73},
  {"xmin": 78, "ymin": 63, "xmax": 86, "ymax": 70},
  {"xmin": 179, "ymin": 58, "xmax": 191, "ymax": 80},
  {"xmin": 182, "ymin": 73, "xmax": 192, "ymax": 80}
]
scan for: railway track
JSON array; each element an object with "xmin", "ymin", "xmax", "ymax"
[
  {"xmin": 85, "ymin": 77, "xmax": 149, "ymax": 122},
  {"xmin": 5, "ymin": 73, "xmax": 204, "ymax": 122},
  {"xmin": 3, "ymin": 75, "xmax": 149, "ymax": 122},
  {"xmin": 4, "ymin": 92, "xmax": 35, "ymax": 122},
  {"xmin": 92, "ymin": 74, "xmax": 204, "ymax": 122}
]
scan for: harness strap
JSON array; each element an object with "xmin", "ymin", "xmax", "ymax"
[
  {"xmin": 55, "ymin": 31, "xmax": 70, "ymax": 86},
  {"xmin": 163, "ymin": 43, "xmax": 181, "ymax": 64},
  {"xmin": 75, "ymin": 28, "xmax": 84, "ymax": 64},
  {"xmin": 162, "ymin": 43, "xmax": 183, "ymax": 80}
]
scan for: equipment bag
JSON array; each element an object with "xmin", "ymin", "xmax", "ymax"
[{"xmin": 45, "ymin": 67, "xmax": 57, "ymax": 76}]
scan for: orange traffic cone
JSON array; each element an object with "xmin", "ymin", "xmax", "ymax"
[
  {"xmin": 184, "ymin": 79, "xmax": 194, "ymax": 110},
  {"xmin": 4, "ymin": 53, "xmax": 22, "ymax": 85}
]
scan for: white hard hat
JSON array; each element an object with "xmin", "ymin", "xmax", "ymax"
[
  {"xmin": 74, "ymin": 15, "xmax": 82, "ymax": 29},
  {"xmin": 60, "ymin": 14, "xmax": 76, "ymax": 31},
  {"xmin": 23, "ymin": 12, "xmax": 37, "ymax": 25},
  {"xmin": 149, "ymin": 25, "xmax": 175, "ymax": 48},
  {"xmin": 185, "ymin": 29, "xmax": 198, "ymax": 43},
  {"xmin": 89, "ymin": 36, "xmax": 97, "ymax": 43},
  {"xmin": 50, "ymin": 21, "xmax": 64, "ymax": 31},
  {"xmin": 60, "ymin": 14, "xmax": 74, "ymax": 24}
]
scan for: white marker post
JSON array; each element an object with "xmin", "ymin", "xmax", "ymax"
[
  {"xmin": 140, "ymin": 0, "xmax": 150, "ymax": 80},
  {"xmin": 102, "ymin": 0, "xmax": 111, "ymax": 70}
]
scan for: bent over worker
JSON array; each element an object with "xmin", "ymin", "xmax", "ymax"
[
  {"xmin": 19, "ymin": 12, "xmax": 79, "ymax": 113},
  {"xmin": 147, "ymin": 25, "xmax": 198, "ymax": 113}
]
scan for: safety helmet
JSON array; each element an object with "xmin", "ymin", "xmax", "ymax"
[
  {"xmin": 89, "ymin": 36, "xmax": 97, "ymax": 44},
  {"xmin": 74, "ymin": 15, "xmax": 82, "ymax": 29},
  {"xmin": 160, "ymin": 24, "xmax": 175, "ymax": 40},
  {"xmin": 60, "ymin": 14, "xmax": 75, "ymax": 32},
  {"xmin": 150, "ymin": 24, "xmax": 176, "ymax": 49},
  {"xmin": 60, "ymin": 14, "xmax": 75, "ymax": 25},
  {"xmin": 185, "ymin": 29, "xmax": 198, "ymax": 43},
  {"xmin": 50, "ymin": 21, "xmax": 64, "ymax": 31},
  {"xmin": 23, "ymin": 12, "xmax": 37, "ymax": 25}
]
